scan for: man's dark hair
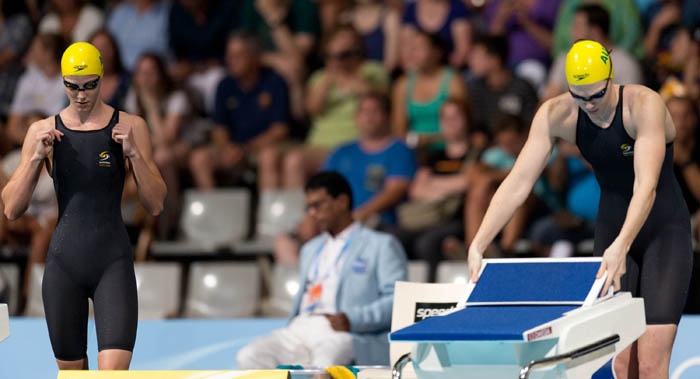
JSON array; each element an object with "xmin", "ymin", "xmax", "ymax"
[
  {"xmin": 305, "ymin": 171, "xmax": 354, "ymax": 210},
  {"xmin": 358, "ymin": 90, "xmax": 391, "ymax": 115},
  {"xmin": 473, "ymin": 34, "xmax": 509, "ymax": 66},
  {"xmin": 491, "ymin": 112, "xmax": 525, "ymax": 135},
  {"xmin": 577, "ymin": 4, "xmax": 611, "ymax": 38},
  {"xmin": 228, "ymin": 30, "xmax": 264, "ymax": 55}
]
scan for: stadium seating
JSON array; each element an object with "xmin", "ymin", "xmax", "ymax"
[
  {"xmin": 134, "ymin": 262, "xmax": 183, "ymax": 319},
  {"xmin": 150, "ymin": 188, "xmax": 251, "ymax": 257},
  {"xmin": 24, "ymin": 263, "xmax": 44, "ymax": 317},
  {"xmin": 435, "ymin": 260, "xmax": 469, "ymax": 284},
  {"xmin": 184, "ymin": 261, "xmax": 261, "ymax": 318},
  {"xmin": 233, "ymin": 189, "xmax": 305, "ymax": 255},
  {"xmin": 406, "ymin": 260, "xmax": 429, "ymax": 283},
  {"xmin": 261, "ymin": 263, "xmax": 300, "ymax": 317},
  {"xmin": 0, "ymin": 263, "xmax": 20, "ymax": 316}
]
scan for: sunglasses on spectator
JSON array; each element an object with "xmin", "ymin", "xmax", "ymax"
[{"xmin": 63, "ymin": 78, "xmax": 100, "ymax": 91}]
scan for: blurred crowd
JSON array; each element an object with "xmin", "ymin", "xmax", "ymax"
[{"xmin": 0, "ymin": 0, "xmax": 699, "ymax": 298}]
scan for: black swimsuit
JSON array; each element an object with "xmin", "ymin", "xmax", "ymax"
[
  {"xmin": 43, "ymin": 109, "xmax": 137, "ymax": 360},
  {"xmin": 575, "ymin": 86, "xmax": 693, "ymax": 324}
]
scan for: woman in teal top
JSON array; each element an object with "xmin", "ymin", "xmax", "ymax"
[
  {"xmin": 406, "ymin": 65, "xmax": 454, "ymax": 135},
  {"xmin": 392, "ymin": 31, "xmax": 465, "ymax": 148}
]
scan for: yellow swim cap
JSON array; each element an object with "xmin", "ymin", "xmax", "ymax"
[
  {"xmin": 565, "ymin": 40, "xmax": 614, "ymax": 85},
  {"xmin": 61, "ymin": 42, "xmax": 103, "ymax": 77}
]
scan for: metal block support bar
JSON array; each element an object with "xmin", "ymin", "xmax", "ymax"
[
  {"xmin": 519, "ymin": 334, "xmax": 620, "ymax": 379},
  {"xmin": 392, "ymin": 353, "xmax": 412, "ymax": 379}
]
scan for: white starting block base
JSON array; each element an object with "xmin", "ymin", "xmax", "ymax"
[
  {"xmin": 0, "ymin": 303, "xmax": 9, "ymax": 343},
  {"xmin": 408, "ymin": 293, "xmax": 644, "ymax": 379},
  {"xmin": 390, "ymin": 258, "xmax": 646, "ymax": 379}
]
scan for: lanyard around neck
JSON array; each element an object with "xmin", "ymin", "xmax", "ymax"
[{"xmin": 310, "ymin": 226, "xmax": 358, "ymax": 284}]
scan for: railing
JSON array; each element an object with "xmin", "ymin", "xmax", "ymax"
[
  {"xmin": 519, "ymin": 334, "xmax": 620, "ymax": 379},
  {"xmin": 392, "ymin": 352, "xmax": 412, "ymax": 379}
]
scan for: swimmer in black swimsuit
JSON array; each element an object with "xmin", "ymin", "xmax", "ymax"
[
  {"xmin": 466, "ymin": 40, "xmax": 693, "ymax": 379},
  {"xmin": 1, "ymin": 42, "xmax": 166, "ymax": 371}
]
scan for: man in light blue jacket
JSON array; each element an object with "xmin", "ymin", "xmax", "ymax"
[{"xmin": 237, "ymin": 171, "xmax": 407, "ymax": 368}]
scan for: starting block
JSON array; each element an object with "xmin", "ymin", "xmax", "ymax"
[
  {"xmin": 389, "ymin": 258, "xmax": 646, "ymax": 379},
  {"xmin": 0, "ymin": 303, "xmax": 9, "ymax": 343}
]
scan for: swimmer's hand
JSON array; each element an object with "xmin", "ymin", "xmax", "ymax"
[
  {"xmin": 112, "ymin": 123, "xmax": 139, "ymax": 159},
  {"xmin": 468, "ymin": 245, "xmax": 483, "ymax": 283},
  {"xmin": 597, "ymin": 240, "xmax": 628, "ymax": 297},
  {"xmin": 33, "ymin": 128, "xmax": 64, "ymax": 160}
]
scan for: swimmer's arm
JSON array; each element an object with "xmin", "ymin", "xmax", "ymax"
[
  {"xmin": 123, "ymin": 115, "xmax": 166, "ymax": 216},
  {"xmin": 617, "ymin": 93, "xmax": 666, "ymax": 248},
  {"xmin": 597, "ymin": 91, "xmax": 666, "ymax": 295},
  {"xmin": 1, "ymin": 120, "xmax": 58, "ymax": 220},
  {"xmin": 468, "ymin": 103, "xmax": 555, "ymax": 279}
]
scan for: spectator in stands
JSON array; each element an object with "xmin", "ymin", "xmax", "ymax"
[
  {"xmin": 89, "ymin": 29, "xmax": 130, "ymax": 109},
  {"xmin": 485, "ymin": 0, "xmax": 562, "ymax": 93},
  {"xmin": 124, "ymin": 53, "xmax": 199, "ymax": 240},
  {"xmin": 400, "ymin": 0, "xmax": 472, "ymax": 68},
  {"xmin": 107, "ymin": 0, "xmax": 170, "ymax": 72},
  {"xmin": 543, "ymin": 4, "xmax": 643, "ymax": 100},
  {"xmin": 189, "ymin": 32, "xmax": 290, "ymax": 189},
  {"xmin": 392, "ymin": 30, "xmax": 466, "ymax": 148},
  {"xmin": 272, "ymin": 92, "xmax": 415, "ymax": 265},
  {"xmin": 528, "ymin": 140, "xmax": 599, "ymax": 258},
  {"xmin": 668, "ymin": 96, "xmax": 700, "ymax": 247},
  {"xmin": 642, "ymin": 0, "xmax": 683, "ymax": 61},
  {"xmin": 5, "ymin": 33, "xmax": 68, "ymax": 149},
  {"xmin": 239, "ymin": 0, "xmax": 320, "ymax": 122},
  {"xmin": 0, "ymin": 0, "xmax": 33, "ymax": 120},
  {"xmin": 168, "ymin": 0, "xmax": 239, "ymax": 114},
  {"xmin": 648, "ymin": 24, "xmax": 700, "ymax": 102},
  {"xmin": 237, "ymin": 170, "xmax": 407, "ymax": 368},
  {"xmin": 38, "ymin": 0, "xmax": 105, "ymax": 43},
  {"xmin": 394, "ymin": 97, "xmax": 478, "ymax": 281},
  {"xmin": 551, "ymin": 0, "xmax": 643, "ymax": 59},
  {"xmin": 22, "ymin": 0, "xmax": 42, "ymax": 24},
  {"xmin": 257, "ymin": 25, "xmax": 389, "ymax": 191},
  {"xmin": 325, "ymin": 91, "xmax": 417, "ymax": 227},
  {"xmin": 466, "ymin": 35, "xmax": 538, "ymax": 142},
  {"xmin": 346, "ymin": 0, "xmax": 401, "ymax": 72}
]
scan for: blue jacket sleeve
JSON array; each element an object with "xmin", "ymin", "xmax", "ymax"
[{"xmin": 344, "ymin": 235, "xmax": 408, "ymax": 334}]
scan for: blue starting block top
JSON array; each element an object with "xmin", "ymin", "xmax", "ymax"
[
  {"xmin": 390, "ymin": 258, "xmax": 604, "ymax": 342},
  {"xmin": 468, "ymin": 260, "xmax": 601, "ymax": 305}
]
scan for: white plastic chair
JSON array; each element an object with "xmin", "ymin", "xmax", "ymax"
[
  {"xmin": 261, "ymin": 263, "xmax": 300, "ymax": 317},
  {"xmin": 134, "ymin": 262, "xmax": 183, "ymax": 319},
  {"xmin": 233, "ymin": 189, "xmax": 305, "ymax": 255},
  {"xmin": 151, "ymin": 188, "xmax": 251, "ymax": 257},
  {"xmin": 184, "ymin": 261, "xmax": 261, "ymax": 318},
  {"xmin": 0, "ymin": 263, "xmax": 20, "ymax": 316},
  {"xmin": 435, "ymin": 261, "xmax": 469, "ymax": 284},
  {"xmin": 24, "ymin": 263, "xmax": 44, "ymax": 317},
  {"xmin": 407, "ymin": 260, "xmax": 429, "ymax": 283}
]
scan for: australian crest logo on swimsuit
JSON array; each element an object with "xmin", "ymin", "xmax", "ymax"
[
  {"xmin": 620, "ymin": 143, "xmax": 634, "ymax": 157},
  {"xmin": 98, "ymin": 151, "xmax": 111, "ymax": 167}
]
